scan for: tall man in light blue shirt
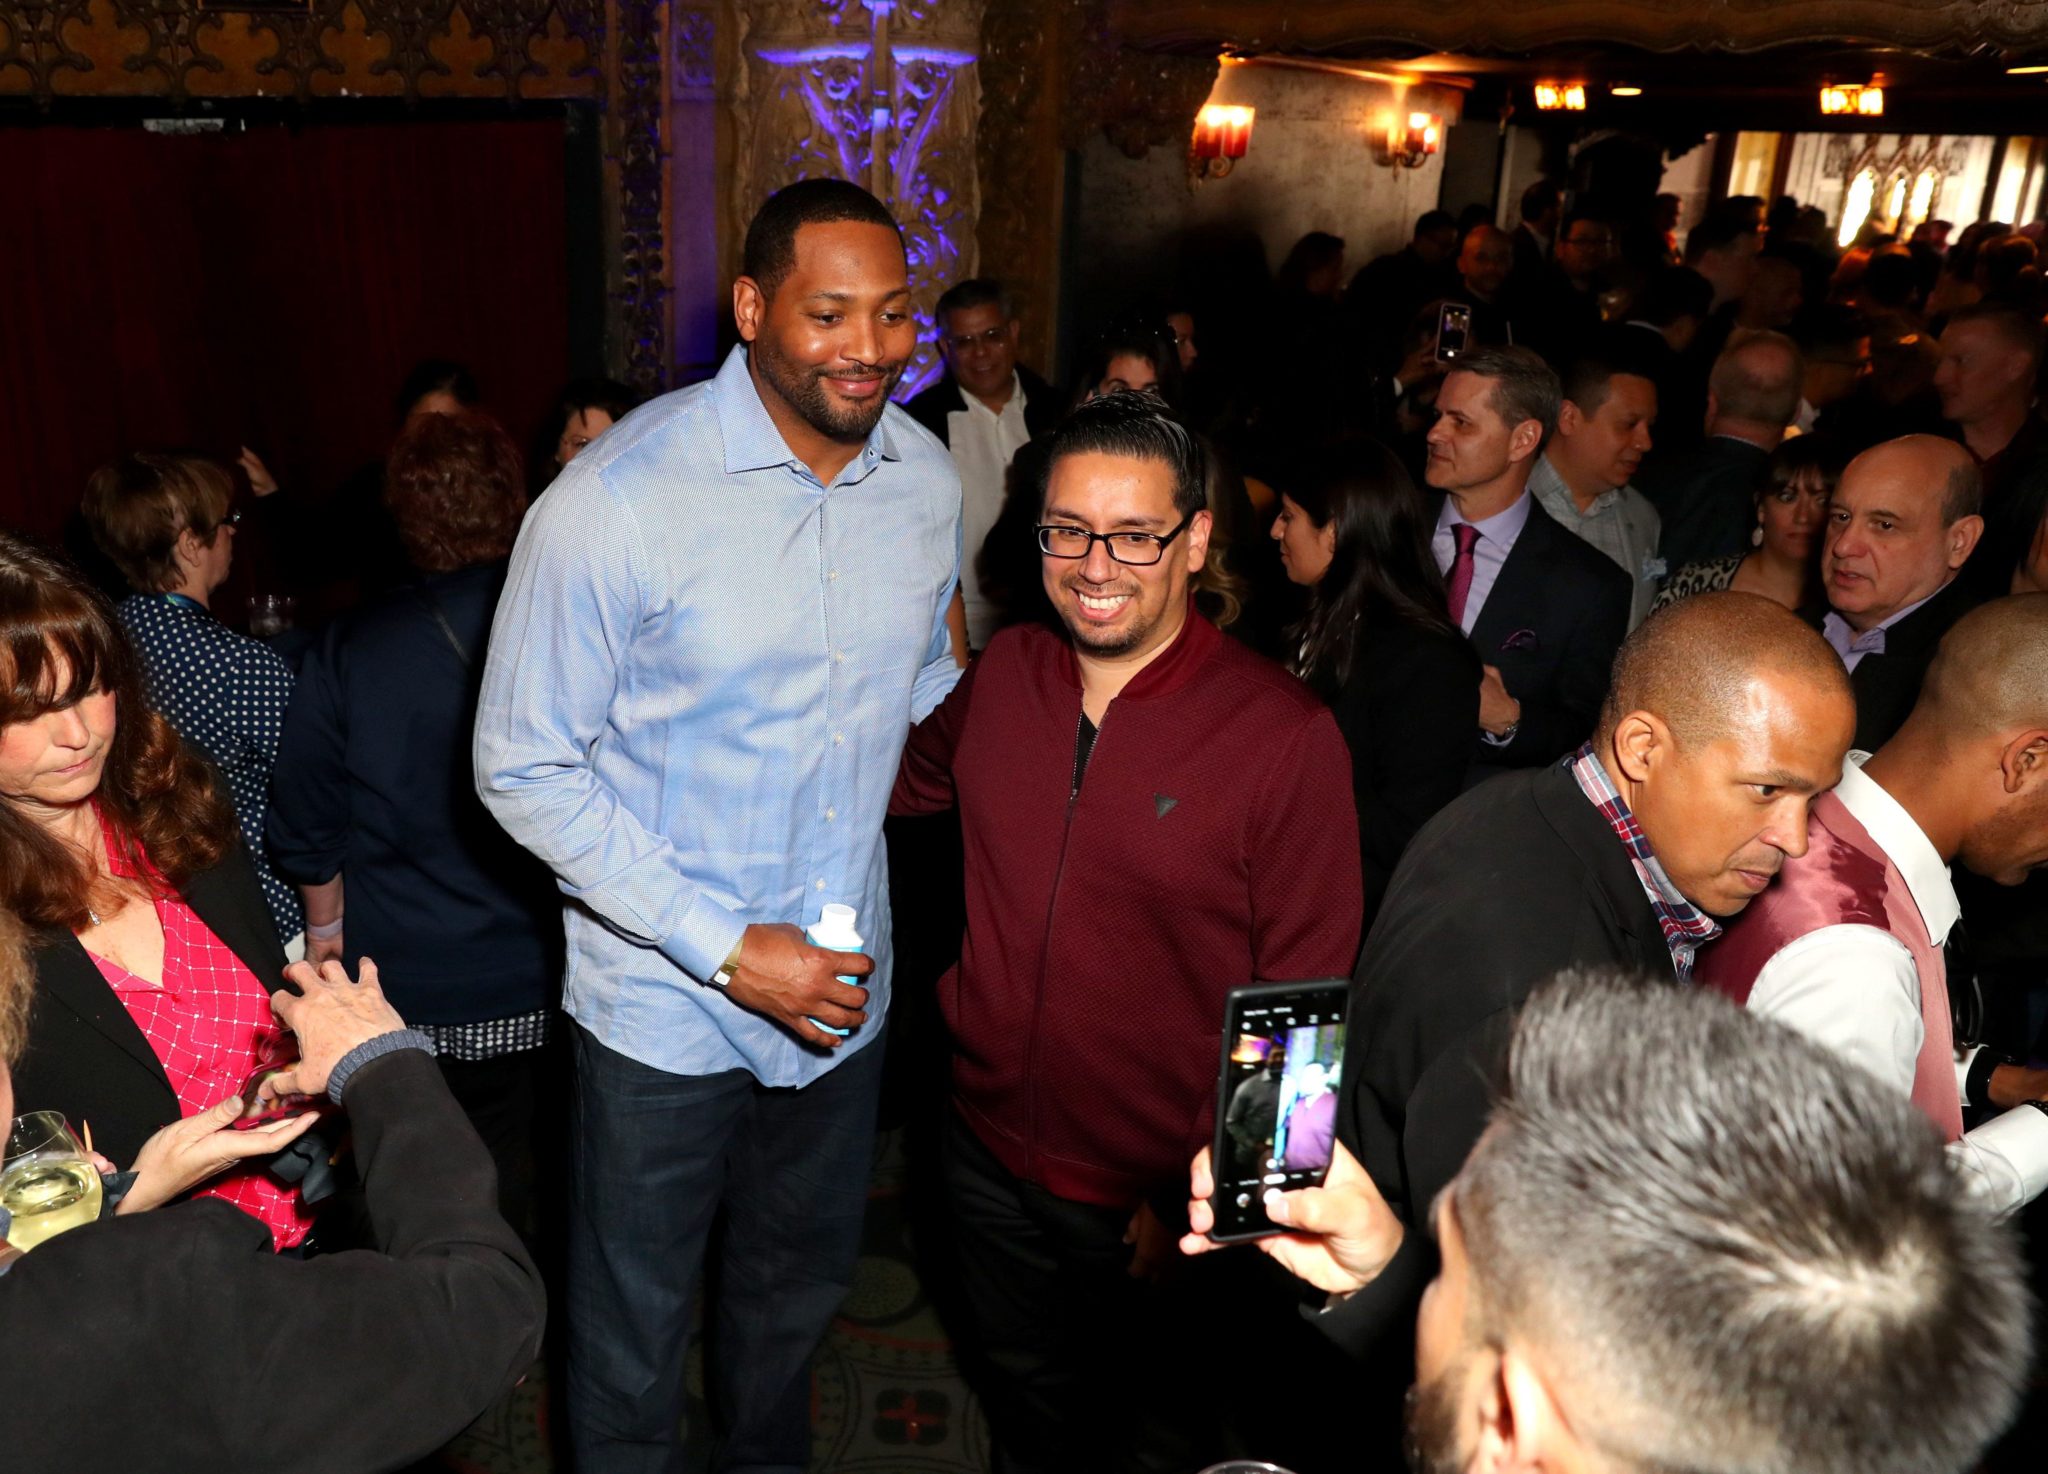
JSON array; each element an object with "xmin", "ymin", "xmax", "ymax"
[{"xmin": 475, "ymin": 179, "xmax": 962, "ymax": 1473}]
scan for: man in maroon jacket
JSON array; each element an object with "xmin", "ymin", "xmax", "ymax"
[{"xmin": 892, "ymin": 391, "xmax": 1362, "ymax": 1472}]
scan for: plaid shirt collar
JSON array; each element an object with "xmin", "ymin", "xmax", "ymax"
[{"xmin": 1565, "ymin": 743, "xmax": 1722, "ymax": 979}]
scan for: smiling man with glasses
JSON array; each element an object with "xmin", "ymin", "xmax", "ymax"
[{"xmin": 890, "ymin": 389, "xmax": 1362, "ymax": 1471}]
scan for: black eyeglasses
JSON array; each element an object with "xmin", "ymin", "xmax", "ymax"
[{"xmin": 1035, "ymin": 512, "xmax": 1193, "ymax": 566}]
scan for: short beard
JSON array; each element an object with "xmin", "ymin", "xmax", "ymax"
[
  {"xmin": 1053, "ymin": 572, "xmax": 1156, "ymax": 657},
  {"xmin": 1403, "ymin": 1367, "xmax": 1469, "ymax": 1474},
  {"xmin": 752, "ymin": 335, "xmax": 902, "ymax": 441}
]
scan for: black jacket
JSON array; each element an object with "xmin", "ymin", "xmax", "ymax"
[
  {"xmin": 903, "ymin": 365, "xmax": 1061, "ymax": 448},
  {"xmin": 1316, "ymin": 619, "xmax": 1480, "ymax": 930},
  {"xmin": 1639, "ymin": 434, "xmax": 1769, "ymax": 572},
  {"xmin": 1318, "ymin": 764, "xmax": 1674, "ymax": 1391},
  {"xmin": 1810, "ymin": 575, "xmax": 1981, "ymax": 751},
  {"xmin": 14, "ymin": 841, "xmax": 284, "ymax": 1167},
  {"xmin": 266, "ymin": 562, "xmax": 561, "ymax": 1024},
  {"xmin": 0, "ymin": 1049, "xmax": 545, "ymax": 1474},
  {"xmin": 1461, "ymin": 496, "xmax": 1632, "ymax": 779}
]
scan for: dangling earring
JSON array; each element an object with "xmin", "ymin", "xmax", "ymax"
[{"xmin": 1751, "ymin": 524, "xmax": 1764, "ymax": 548}]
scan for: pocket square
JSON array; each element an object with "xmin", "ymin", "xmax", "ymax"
[{"xmin": 1499, "ymin": 627, "xmax": 1541, "ymax": 653}]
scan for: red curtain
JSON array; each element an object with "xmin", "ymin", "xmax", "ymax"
[{"xmin": 0, "ymin": 117, "xmax": 570, "ymax": 542}]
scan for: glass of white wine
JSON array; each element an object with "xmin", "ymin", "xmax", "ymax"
[{"xmin": 2, "ymin": 1111, "xmax": 104, "ymax": 1251}]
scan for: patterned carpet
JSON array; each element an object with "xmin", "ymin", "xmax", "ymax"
[{"xmin": 427, "ymin": 1128, "xmax": 992, "ymax": 1474}]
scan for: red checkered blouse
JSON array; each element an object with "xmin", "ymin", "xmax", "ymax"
[{"xmin": 85, "ymin": 814, "xmax": 315, "ymax": 1249}]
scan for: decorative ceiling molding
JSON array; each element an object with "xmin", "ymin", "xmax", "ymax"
[{"xmin": 1104, "ymin": 0, "xmax": 2048, "ymax": 56}]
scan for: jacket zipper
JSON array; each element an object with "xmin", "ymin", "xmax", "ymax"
[{"xmin": 1027, "ymin": 703, "xmax": 1102, "ymax": 1174}]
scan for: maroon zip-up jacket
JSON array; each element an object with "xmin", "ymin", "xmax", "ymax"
[{"xmin": 891, "ymin": 606, "xmax": 1363, "ymax": 1208}]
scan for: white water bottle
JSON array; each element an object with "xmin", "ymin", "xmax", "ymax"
[{"xmin": 803, "ymin": 903, "xmax": 865, "ymax": 1038}]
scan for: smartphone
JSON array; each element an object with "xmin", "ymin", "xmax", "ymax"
[
  {"xmin": 234, "ymin": 1058, "xmax": 323, "ymax": 1131},
  {"xmin": 1208, "ymin": 979, "xmax": 1349, "ymax": 1242},
  {"xmin": 1434, "ymin": 302, "xmax": 1473, "ymax": 364}
]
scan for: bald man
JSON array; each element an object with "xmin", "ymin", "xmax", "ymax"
[
  {"xmin": 1703, "ymin": 596, "xmax": 2048, "ymax": 1213},
  {"xmin": 1822, "ymin": 434, "xmax": 1986, "ymax": 748},
  {"xmin": 1640, "ymin": 330, "xmax": 1803, "ymax": 570},
  {"xmin": 1185, "ymin": 592, "xmax": 1855, "ymax": 1456}
]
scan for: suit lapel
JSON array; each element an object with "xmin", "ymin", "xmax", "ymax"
[
  {"xmin": 184, "ymin": 848, "xmax": 288, "ymax": 989},
  {"xmin": 1469, "ymin": 500, "xmax": 1554, "ymax": 657},
  {"xmin": 30, "ymin": 930, "xmax": 176, "ymax": 1092}
]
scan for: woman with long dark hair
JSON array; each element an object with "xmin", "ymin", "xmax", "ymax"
[
  {"xmin": 0, "ymin": 533, "xmax": 320, "ymax": 1246},
  {"xmin": 1273, "ymin": 440, "xmax": 1479, "ymax": 927}
]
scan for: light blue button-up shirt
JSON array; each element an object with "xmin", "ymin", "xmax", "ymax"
[{"xmin": 474, "ymin": 345, "xmax": 962, "ymax": 1085}]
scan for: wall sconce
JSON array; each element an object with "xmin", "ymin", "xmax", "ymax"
[
  {"xmin": 1820, "ymin": 83, "xmax": 1885, "ymax": 116},
  {"xmin": 1380, "ymin": 110, "xmax": 1441, "ymax": 169},
  {"xmin": 1189, "ymin": 104, "xmax": 1254, "ymax": 181},
  {"xmin": 1533, "ymin": 81, "xmax": 1586, "ymax": 111}
]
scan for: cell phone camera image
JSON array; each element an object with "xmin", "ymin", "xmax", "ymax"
[{"xmin": 1210, "ymin": 980, "xmax": 1347, "ymax": 1242}]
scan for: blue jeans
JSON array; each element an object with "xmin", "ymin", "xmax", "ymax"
[{"xmin": 566, "ymin": 1020, "xmax": 885, "ymax": 1474}]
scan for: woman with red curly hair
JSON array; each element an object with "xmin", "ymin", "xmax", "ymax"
[{"xmin": 0, "ymin": 532, "xmax": 317, "ymax": 1249}]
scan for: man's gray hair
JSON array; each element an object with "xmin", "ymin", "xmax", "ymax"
[
  {"xmin": 1453, "ymin": 969, "xmax": 2030, "ymax": 1474},
  {"xmin": 1453, "ymin": 345, "xmax": 1561, "ymax": 443}
]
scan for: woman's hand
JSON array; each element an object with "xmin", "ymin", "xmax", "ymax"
[
  {"xmin": 115, "ymin": 1096, "xmax": 319, "ymax": 1215},
  {"xmin": 238, "ymin": 446, "xmax": 280, "ymax": 497},
  {"xmin": 303, "ymin": 928, "xmax": 344, "ymax": 967}
]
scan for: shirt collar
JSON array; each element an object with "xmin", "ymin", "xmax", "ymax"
[
  {"xmin": 1439, "ymin": 488, "xmax": 1533, "ymax": 544},
  {"xmin": 1530, "ymin": 455, "xmax": 1620, "ymax": 520},
  {"xmin": 1566, "ymin": 742, "xmax": 1723, "ymax": 976},
  {"xmin": 1822, "ymin": 579, "xmax": 1951, "ymax": 661},
  {"xmin": 962, "ymin": 372, "xmax": 1024, "ymax": 422},
  {"xmin": 713, "ymin": 343, "xmax": 900, "ymax": 478},
  {"xmin": 1831, "ymin": 752, "xmax": 1962, "ymax": 945}
]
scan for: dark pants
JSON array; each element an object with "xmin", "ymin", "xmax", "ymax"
[
  {"xmin": 566, "ymin": 1021, "xmax": 885, "ymax": 1474},
  {"xmin": 941, "ymin": 1111, "xmax": 1219, "ymax": 1474},
  {"xmin": 436, "ymin": 1046, "xmax": 553, "ymax": 1241}
]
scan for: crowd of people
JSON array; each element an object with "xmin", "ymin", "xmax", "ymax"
[{"xmin": 3, "ymin": 167, "xmax": 2048, "ymax": 1474}]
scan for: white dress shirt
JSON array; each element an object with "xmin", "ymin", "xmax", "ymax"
[
  {"xmin": 1747, "ymin": 752, "xmax": 2048, "ymax": 1214},
  {"xmin": 944, "ymin": 373, "xmax": 1034, "ymax": 649}
]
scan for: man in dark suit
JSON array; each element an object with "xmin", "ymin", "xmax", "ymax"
[
  {"xmin": 905, "ymin": 278, "xmax": 1061, "ymax": 652},
  {"xmin": 1510, "ymin": 178, "xmax": 1561, "ymax": 283},
  {"xmin": 1420, "ymin": 346, "xmax": 1632, "ymax": 782},
  {"xmin": 0, "ymin": 950, "xmax": 545, "ymax": 1474},
  {"xmin": 1819, "ymin": 434, "xmax": 1985, "ymax": 749},
  {"xmin": 1343, "ymin": 209, "xmax": 1460, "ymax": 374},
  {"xmin": 1639, "ymin": 330, "xmax": 1802, "ymax": 572},
  {"xmin": 1183, "ymin": 594, "xmax": 1857, "ymax": 1460}
]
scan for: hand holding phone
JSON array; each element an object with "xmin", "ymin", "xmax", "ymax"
[
  {"xmin": 1434, "ymin": 302, "xmax": 1473, "ymax": 364},
  {"xmin": 1206, "ymin": 980, "xmax": 1348, "ymax": 1242}
]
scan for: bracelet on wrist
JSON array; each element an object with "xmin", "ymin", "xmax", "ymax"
[{"xmin": 305, "ymin": 915, "xmax": 344, "ymax": 941}]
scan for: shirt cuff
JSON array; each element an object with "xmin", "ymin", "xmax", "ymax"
[
  {"xmin": 1480, "ymin": 728, "xmax": 1515, "ymax": 748},
  {"xmin": 327, "ymin": 1029, "xmax": 438, "ymax": 1104},
  {"xmin": 657, "ymin": 889, "xmax": 750, "ymax": 985},
  {"xmin": 1957, "ymin": 1044, "xmax": 1984, "ymax": 1106}
]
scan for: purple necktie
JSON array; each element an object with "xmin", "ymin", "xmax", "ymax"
[{"xmin": 1445, "ymin": 523, "xmax": 1480, "ymax": 625}]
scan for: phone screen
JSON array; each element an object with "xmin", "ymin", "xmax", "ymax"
[
  {"xmin": 1435, "ymin": 302, "xmax": 1473, "ymax": 364},
  {"xmin": 1209, "ymin": 979, "xmax": 1348, "ymax": 1242}
]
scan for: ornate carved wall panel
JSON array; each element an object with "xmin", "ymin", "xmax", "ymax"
[
  {"xmin": 976, "ymin": 0, "xmax": 1215, "ymax": 375},
  {"xmin": 728, "ymin": 0, "xmax": 986, "ymax": 397},
  {"xmin": 0, "ymin": 0, "xmax": 605, "ymax": 102},
  {"xmin": 1107, "ymin": 0, "xmax": 2048, "ymax": 54}
]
